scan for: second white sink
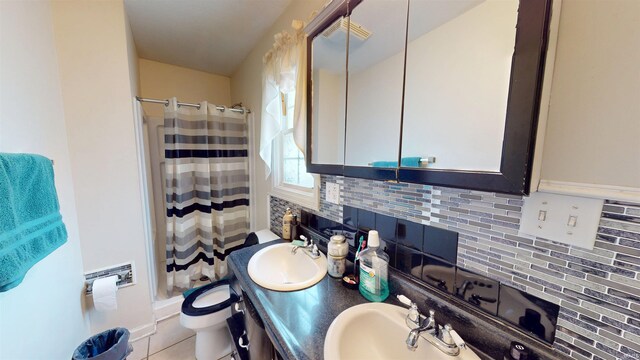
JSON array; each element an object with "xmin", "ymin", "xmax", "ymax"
[
  {"xmin": 248, "ymin": 243, "xmax": 327, "ymax": 291},
  {"xmin": 325, "ymin": 303, "xmax": 481, "ymax": 360}
]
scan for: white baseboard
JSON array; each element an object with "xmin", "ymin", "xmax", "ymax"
[
  {"xmin": 129, "ymin": 295, "xmax": 184, "ymax": 342},
  {"xmin": 129, "ymin": 321, "xmax": 156, "ymax": 342},
  {"xmin": 537, "ymin": 180, "xmax": 640, "ymax": 203},
  {"xmin": 153, "ymin": 295, "xmax": 183, "ymax": 322},
  {"xmin": 147, "ymin": 314, "xmax": 194, "ymax": 356},
  {"xmin": 128, "ymin": 312, "xmax": 194, "ymax": 359}
]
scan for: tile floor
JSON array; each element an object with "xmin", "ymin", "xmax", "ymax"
[
  {"xmin": 129, "ymin": 335, "xmax": 195, "ymax": 360},
  {"xmin": 147, "ymin": 335, "xmax": 195, "ymax": 360},
  {"xmin": 130, "ymin": 334, "xmax": 234, "ymax": 360}
]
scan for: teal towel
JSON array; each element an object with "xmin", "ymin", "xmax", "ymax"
[
  {"xmin": 182, "ymin": 276, "xmax": 230, "ymax": 298},
  {"xmin": 370, "ymin": 157, "xmax": 422, "ymax": 168},
  {"xmin": 182, "ymin": 284, "xmax": 206, "ymax": 299},
  {"xmin": 401, "ymin": 157, "xmax": 422, "ymax": 167},
  {"xmin": 370, "ymin": 160, "xmax": 397, "ymax": 168},
  {"xmin": 0, "ymin": 153, "xmax": 67, "ymax": 292}
]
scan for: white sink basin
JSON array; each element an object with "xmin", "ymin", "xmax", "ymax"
[
  {"xmin": 247, "ymin": 243, "xmax": 327, "ymax": 291},
  {"xmin": 325, "ymin": 303, "xmax": 481, "ymax": 360}
]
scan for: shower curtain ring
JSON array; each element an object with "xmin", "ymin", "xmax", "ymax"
[{"xmin": 220, "ymin": 106, "xmax": 226, "ymax": 112}]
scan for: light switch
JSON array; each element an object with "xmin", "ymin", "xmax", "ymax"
[
  {"xmin": 538, "ymin": 210, "xmax": 547, "ymax": 221},
  {"xmin": 520, "ymin": 192, "xmax": 603, "ymax": 250},
  {"xmin": 326, "ymin": 182, "xmax": 340, "ymax": 205}
]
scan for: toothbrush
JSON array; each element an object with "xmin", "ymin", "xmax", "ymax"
[
  {"xmin": 353, "ymin": 236, "xmax": 365, "ymax": 282},
  {"xmin": 354, "ymin": 236, "xmax": 364, "ymax": 260}
]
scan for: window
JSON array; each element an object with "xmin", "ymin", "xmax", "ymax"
[{"xmin": 271, "ymin": 91, "xmax": 319, "ymax": 210}]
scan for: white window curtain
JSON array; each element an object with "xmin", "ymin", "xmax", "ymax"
[{"xmin": 260, "ymin": 20, "xmax": 307, "ymax": 178}]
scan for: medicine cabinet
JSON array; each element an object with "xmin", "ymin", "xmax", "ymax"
[{"xmin": 306, "ymin": 0, "xmax": 553, "ymax": 194}]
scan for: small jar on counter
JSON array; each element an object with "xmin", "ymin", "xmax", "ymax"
[{"xmin": 328, "ymin": 234, "xmax": 348, "ymax": 278}]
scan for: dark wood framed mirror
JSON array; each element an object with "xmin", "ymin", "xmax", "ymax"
[
  {"xmin": 306, "ymin": 0, "xmax": 553, "ymax": 194},
  {"xmin": 398, "ymin": 0, "xmax": 553, "ymax": 194},
  {"xmin": 305, "ymin": 0, "xmax": 355, "ymax": 176},
  {"xmin": 342, "ymin": 0, "xmax": 408, "ymax": 182}
]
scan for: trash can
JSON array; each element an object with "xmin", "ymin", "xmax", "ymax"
[{"xmin": 72, "ymin": 327, "xmax": 133, "ymax": 360}]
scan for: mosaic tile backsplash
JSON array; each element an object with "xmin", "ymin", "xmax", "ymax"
[
  {"xmin": 269, "ymin": 175, "xmax": 640, "ymax": 360},
  {"xmin": 302, "ymin": 204, "xmax": 561, "ymax": 344}
]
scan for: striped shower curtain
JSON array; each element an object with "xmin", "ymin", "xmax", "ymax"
[{"xmin": 164, "ymin": 98, "xmax": 249, "ymax": 295}]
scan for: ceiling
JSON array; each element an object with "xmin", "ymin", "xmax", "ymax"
[{"xmin": 125, "ymin": 0, "xmax": 292, "ymax": 76}]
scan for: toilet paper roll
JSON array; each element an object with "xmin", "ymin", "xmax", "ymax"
[{"xmin": 92, "ymin": 275, "xmax": 118, "ymax": 312}]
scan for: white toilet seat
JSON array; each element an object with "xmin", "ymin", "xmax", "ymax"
[
  {"xmin": 178, "ymin": 229, "xmax": 278, "ymax": 360},
  {"xmin": 180, "ymin": 279, "xmax": 239, "ymax": 360},
  {"xmin": 180, "ymin": 284, "xmax": 233, "ymax": 330}
]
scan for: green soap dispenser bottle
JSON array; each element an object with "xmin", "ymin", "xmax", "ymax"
[{"xmin": 359, "ymin": 230, "xmax": 389, "ymax": 302}]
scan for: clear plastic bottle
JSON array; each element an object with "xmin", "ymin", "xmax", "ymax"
[{"xmin": 358, "ymin": 230, "xmax": 389, "ymax": 302}]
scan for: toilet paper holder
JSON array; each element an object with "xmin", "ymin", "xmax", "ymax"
[{"xmin": 84, "ymin": 263, "xmax": 134, "ymax": 295}]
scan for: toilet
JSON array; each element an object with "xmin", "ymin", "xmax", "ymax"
[
  {"xmin": 180, "ymin": 229, "xmax": 279, "ymax": 360},
  {"xmin": 181, "ymin": 279, "xmax": 238, "ymax": 360}
]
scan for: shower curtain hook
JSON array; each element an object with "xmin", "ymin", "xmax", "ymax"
[{"xmin": 220, "ymin": 105, "xmax": 226, "ymax": 113}]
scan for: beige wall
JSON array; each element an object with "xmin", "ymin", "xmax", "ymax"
[
  {"xmin": 52, "ymin": 0, "xmax": 154, "ymax": 336},
  {"xmin": 126, "ymin": 12, "xmax": 140, "ymax": 99},
  {"xmin": 139, "ymin": 59, "xmax": 231, "ymax": 118},
  {"xmin": 0, "ymin": 1, "xmax": 90, "ymax": 358},
  {"xmin": 541, "ymin": 0, "xmax": 640, "ymax": 189},
  {"xmin": 231, "ymin": 0, "xmax": 326, "ymax": 230}
]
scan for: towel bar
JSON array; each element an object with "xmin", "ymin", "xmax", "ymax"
[{"xmin": 367, "ymin": 157, "xmax": 436, "ymax": 167}]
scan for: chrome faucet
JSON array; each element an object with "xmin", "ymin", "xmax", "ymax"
[
  {"xmin": 291, "ymin": 236, "xmax": 310, "ymax": 254},
  {"xmin": 291, "ymin": 236, "xmax": 321, "ymax": 259},
  {"xmin": 398, "ymin": 295, "xmax": 467, "ymax": 356},
  {"xmin": 406, "ymin": 310, "xmax": 437, "ymax": 349},
  {"xmin": 406, "ymin": 314, "xmax": 466, "ymax": 356}
]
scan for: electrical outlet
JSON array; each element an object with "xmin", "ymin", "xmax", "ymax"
[
  {"xmin": 326, "ymin": 182, "xmax": 340, "ymax": 205},
  {"xmin": 520, "ymin": 192, "xmax": 603, "ymax": 250}
]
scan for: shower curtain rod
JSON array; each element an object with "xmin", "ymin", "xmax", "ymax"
[{"xmin": 135, "ymin": 96, "xmax": 251, "ymax": 114}]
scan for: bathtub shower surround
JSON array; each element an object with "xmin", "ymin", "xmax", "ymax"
[{"xmin": 270, "ymin": 175, "xmax": 640, "ymax": 360}]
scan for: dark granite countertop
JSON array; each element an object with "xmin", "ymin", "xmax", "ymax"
[
  {"xmin": 228, "ymin": 240, "xmax": 372, "ymax": 360},
  {"xmin": 228, "ymin": 239, "xmax": 568, "ymax": 360}
]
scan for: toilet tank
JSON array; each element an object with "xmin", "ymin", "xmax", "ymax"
[{"xmin": 253, "ymin": 229, "xmax": 279, "ymax": 244}]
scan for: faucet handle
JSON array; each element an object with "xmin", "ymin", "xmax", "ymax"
[
  {"xmin": 396, "ymin": 294, "xmax": 415, "ymax": 307},
  {"xmin": 440, "ymin": 324, "xmax": 453, "ymax": 345},
  {"xmin": 449, "ymin": 329, "xmax": 466, "ymax": 350},
  {"xmin": 397, "ymin": 295, "xmax": 422, "ymax": 327},
  {"xmin": 441, "ymin": 324, "xmax": 466, "ymax": 350}
]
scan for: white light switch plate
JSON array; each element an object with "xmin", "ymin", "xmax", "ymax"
[
  {"xmin": 326, "ymin": 182, "xmax": 340, "ymax": 205},
  {"xmin": 520, "ymin": 192, "xmax": 603, "ymax": 250}
]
